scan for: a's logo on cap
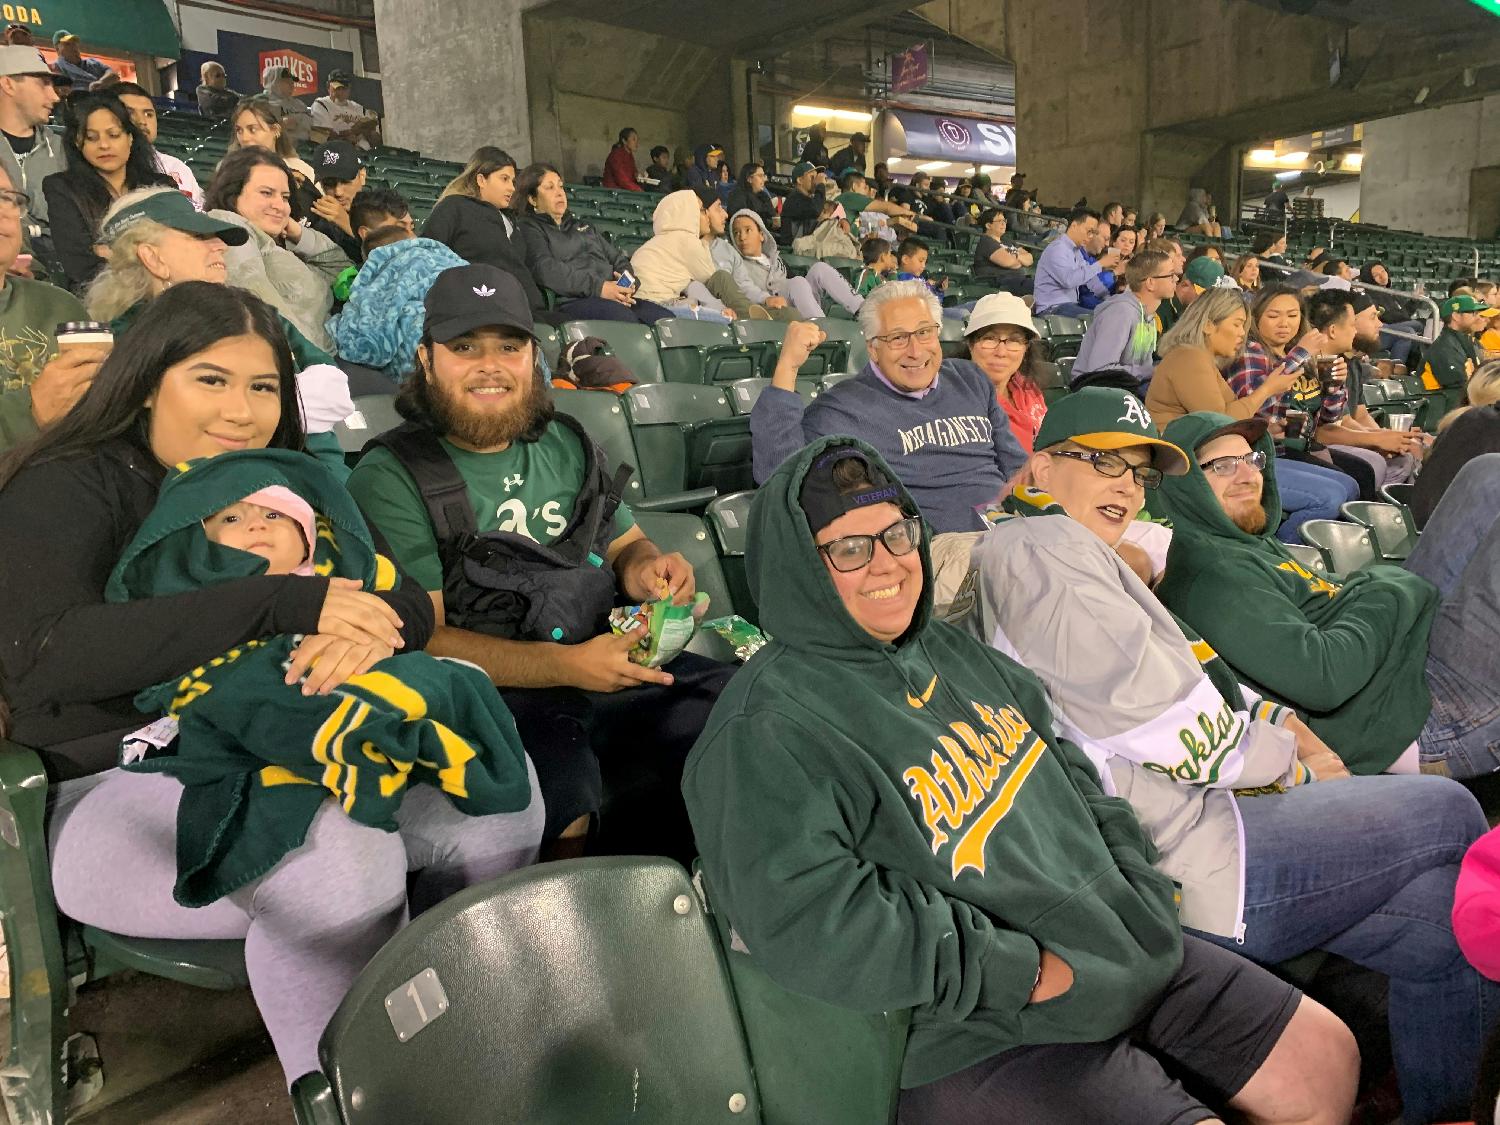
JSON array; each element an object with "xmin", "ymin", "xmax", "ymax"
[
  {"xmin": 472, "ymin": 284, "xmax": 496, "ymax": 297},
  {"xmin": 320, "ymin": 150, "xmax": 339, "ymax": 166},
  {"xmin": 1118, "ymin": 395, "xmax": 1151, "ymax": 430}
]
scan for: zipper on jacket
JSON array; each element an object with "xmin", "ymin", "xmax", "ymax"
[{"xmin": 1228, "ymin": 793, "xmax": 1248, "ymax": 944}]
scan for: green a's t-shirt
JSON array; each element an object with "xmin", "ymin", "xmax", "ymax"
[
  {"xmin": 347, "ymin": 420, "xmax": 635, "ymax": 592},
  {"xmin": 836, "ymin": 191, "xmax": 872, "ymax": 218}
]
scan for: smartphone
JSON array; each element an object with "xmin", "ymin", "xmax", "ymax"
[{"xmin": 616, "ymin": 269, "xmax": 636, "ymax": 290}]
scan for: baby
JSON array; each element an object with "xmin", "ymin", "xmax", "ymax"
[{"xmin": 202, "ymin": 486, "xmax": 318, "ymax": 577}]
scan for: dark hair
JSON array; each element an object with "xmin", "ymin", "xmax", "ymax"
[
  {"xmin": 229, "ymin": 97, "xmax": 299, "ymax": 160},
  {"xmin": 0, "ymin": 284, "xmax": 303, "ymax": 494},
  {"xmin": 978, "ymin": 207, "xmax": 1004, "ymax": 229},
  {"xmin": 1450, "ymin": 277, "xmax": 1478, "ymax": 297},
  {"xmin": 738, "ymin": 162, "xmax": 763, "ymax": 183},
  {"xmin": 830, "ymin": 455, "xmax": 878, "ymax": 494},
  {"xmin": 860, "ymin": 237, "xmax": 890, "ymax": 265},
  {"xmin": 516, "ymin": 161, "xmax": 563, "ymax": 214},
  {"xmin": 1186, "ymin": 243, "xmax": 1222, "ymax": 263},
  {"xmin": 1307, "ymin": 289, "xmax": 1356, "ymax": 331},
  {"xmin": 1067, "ymin": 206, "xmax": 1101, "ymax": 226},
  {"xmin": 1102, "ymin": 201, "xmax": 1123, "ymax": 219},
  {"xmin": 1250, "ymin": 230, "xmax": 1284, "ymax": 255},
  {"xmin": 1246, "ymin": 284, "xmax": 1305, "ymax": 353},
  {"xmin": 614, "ymin": 127, "xmax": 636, "ymax": 147},
  {"xmin": 111, "ymin": 81, "xmax": 150, "ymax": 101},
  {"xmin": 205, "ymin": 147, "xmax": 304, "ymax": 222},
  {"xmin": 362, "ymin": 223, "xmax": 411, "ymax": 253},
  {"xmin": 58, "ymin": 91, "xmax": 168, "ymax": 235},
  {"xmin": 350, "ymin": 186, "xmax": 410, "ymax": 233},
  {"xmin": 398, "ymin": 331, "xmax": 553, "ymax": 444},
  {"xmin": 838, "ymin": 170, "xmax": 865, "ymax": 192},
  {"xmin": 650, "ymin": 145, "xmax": 669, "ymax": 162},
  {"xmin": 896, "ymin": 237, "xmax": 928, "ymax": 262},
  {"xmin": 1313, "ymin": 256, "xmax": 1348, "ymax": 278}
]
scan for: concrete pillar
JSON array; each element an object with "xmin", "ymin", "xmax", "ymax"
[{"xmin": 1362, "ymin": 96, "xmax": 1500, "ymax": 239}]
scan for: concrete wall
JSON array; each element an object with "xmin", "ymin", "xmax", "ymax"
[{"xmin": 1362, "ymin": 96, "xmax": 1500, "ymax": 238}]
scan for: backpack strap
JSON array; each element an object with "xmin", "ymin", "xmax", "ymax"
[
  {"xmin": 364, "ymin": 423, "xmax": 476, "ymax": 543},
  {"xmin": 550, "ymin": 412, "xmax": 633, "ymax": 566}
]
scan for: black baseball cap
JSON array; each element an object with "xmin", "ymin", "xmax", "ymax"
[
  {"xmin": 328, "ymin": 69, "xmax": 353, "ymax": 88},
  {"xmin": 312, "ymin": 140, "xmax": 362, "ymax": 183},
  {"xmin": 423, "ymin": 265, "xmax": 535, "ymax": 344},
  {"xmin": 799, "ymin": 445, "xmax": 911, "ymax": 534}
]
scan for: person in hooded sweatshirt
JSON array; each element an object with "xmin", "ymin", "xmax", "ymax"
[
  {"xmin": 684, "ymin": 434, "xmax": 1358, "ymax": 1125},
  {"xmin": 630, "ymin": 188, "xmax": 760, "ymax": 322},
  {"xmin": 1156, "ymin": 410, "xmax": 1500, "ymax": 783},
  {"xmin": 683, "ymin": 143, "xmax": 723, "ymax": 196},
  {"xmin": 964, "ymin": 388, "xmax": 1497, "ymax": 1124},
  {"xmin": 259, "ymin": 65, "xmax": 313, "ymax": 147},
  {"xmin": 710, "ymin": 208, "xmax": 863, "ymax": 319}
]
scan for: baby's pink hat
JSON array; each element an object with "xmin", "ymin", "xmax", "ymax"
[{"xmin": 239, "ymin": 485, "xmax": 319, "ymax": 576}]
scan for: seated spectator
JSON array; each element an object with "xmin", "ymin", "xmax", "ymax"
[
  {"xmin": 1122, "ymin": 206, "xmax": 1138, "ymax": 228},
  {"xmin": 326, "ymin": 233, "xmax": 463, "ymax": 381},
  {"xmin": 1315, "ymin": 257, "xmax": 1356, "ymax": 282},
  {"xmin": 1146, "ymin": 237, "xmax": 1191, "ymax": 332},
  {"xmin": 683, "ymin": 143, "xmax": 723, "ymax": 195},
  {"xmin": 422, "ymin": 146, "xmax": 544, "ymax": 313},
  {"xmin": 1077, "ymin": 220, "xmax": 1116, "ymax": 311},
  {"xmin": 970, "ymin": 389, "xmax": 1495, "ymax": 1124},
  {"xmin": 1111, "ymin": 225, "xmax": 1137, "ymax": 263},
  {"xmin": 836, "ymin": 171, "xmax": 915, "ymax": 234},
  {"xmin": 601, "ymin": 127, "xmax": 642, "ymax": 192},
  {"xmin": 43, "ymin": 90, "xmax": 173, "ymax": 291},
  {"xmin": 1187, "ymin": 243, "xmax": 1224, "ymax": 268},
  {"xmin": 305, "ymin": 140, "xmax": 365, "ymax": 262},
  {"xmin": 259, "ymin": 65, "xmax": 312, "ymax": 147},
  {"xmin": 0, "ymin": 46, "xmax": 66, "ymax": 240},
  {"xmin": 855, "ymin": 236, "xmax": 894, "ymax": 296},
  {"xmin": 917, "ymin": 173, "xmax": 958, "ymax": 225},
  {"xmin": 965, "ymin": 291, "xmax": 1046, "ymax": 451},
  {"xmin": 950, "ymin": 180, "xmax": 980, "ymax": 225},
  {"xmin": 1421, "ymin": 293, "xmax": 1495, "ymax": 414},
  {"xmin": 1074, "ymin": 248, "xmax": 1174, "ymax": 391},
  {"xmin": 870, "ymin": 161, "xmax": 893, "ymax": 196},
  {"xmin": 687, "ymin": 435, "xmax": 1359, "ymax": 1125},
  {"xmin": 631, "ymin": 188, "xmax": 759, "ymax": 322},
  {"xmin": 1147, "ymin": 288, "xmax": 1356, "ymax": 542},
  {"xmin": 0, "ymin": 161, "xmax": 92, "ymax": 452},
  {"xmin": 50, "ymin": 31, "xmax": 116, "ymax": 93},
  {"xmin": 1472, "ymin": 280, "xmax": 1500, "ymax": 359},
  {"xmin": 309, "ymin": 70, "xmax": 379, "ymax": 150},
  {"xmin": 723, "ymin": 161, "xmax": 777, "ymax": 231},
  {"xmin": 0, "ymin": 282, "xmax": 534, "ymax": 1088},
  {"xmin": 825, "ymin": 131, "xmax": 867, "ymax": 179},
  {"xmin": 1230, "ymin": 252, "xmax": 1260, "ymax": 292},
  {"xmin": 1033, "ymin": 207, "xmax": 1120, "ymax": 317},
  {"xmin": 1177, "ymin": 188, "xmax": 1222, "ymax": 237},
  {"xmin": 779, "ymin": 161, "xmax": 825, "ymax": 239},
  {"xmin": 788, "ymin": 196, "xmax": 861, "ymax": 261},
  {"xmin": 969, "ymin": 172, "xmax": 1001, "ymax": 207},
  {"xmin": 205, "ymin": 148, "xmax": 351, "ymax": 353},
  {"xmin": 894, "ymin": 236, "xmax": 947, "ymax": 301},
  {"xmin": 1252, "ymin": 230, "xmax": 1289, "ymax": 262},
  {"xmin": 971, "ymin": 208, "xmax": 1034, "ymax": 296},
  {"xmin": 1143, "ymin": 211, "xmax": 1167, "ymax": 242},
  {"xmin": 347, "ymin": 265, "xmax": 735, "ymax": 858},
  {"xmin": 1159, "ymin": 409, "xmax": 1500, "ymax": 781},
  {"xmin": 750, "ymin": 281, "xmax": 1026, "ymax": 601},
  {"xmin": 712, "ymin": 207, "xmax": 861, "ymax": 319},
  {"xmin": 228, "ymin": 97, "xmax": 317, "ymax": 204},
  {"xmin": 714, "ymin": 159, "xmax": 734, "ymax": 202},
  {"xmin": 1413, "ymin": 360, "xmax": 1500, "ymax": 527},
  {"xmin": 640, "ymin": 144, "xmax": 673, "ymax": 193},
  {"xmin": 112, "ymin": 81, "xmax": 203, "ymax": 209},
  {"xmin": 517, "ymin": 161, "xmax": 675, "ymax": 326},
  {"xmin": 349, "ymin": 185, "xmax": 412, "ymax": 246},
  {"xmin": 1003, "ymin": 170, "xmax": 1027, "ymax": 205},
  {"xmin": 195, "ymin": 61, "xmax": 240, "ymax": 118}
]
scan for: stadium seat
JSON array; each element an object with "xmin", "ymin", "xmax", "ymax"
[
  {"xmin": 535, "ymin": 323, "xmax": 562, "ymax": 371},
  {"xmin": 332, "ymin": 394, "xmax": 404, "ymax": 454},
  {"xmin": 812, "ymin": 319, "xmax": 869, "ymax": 375},
  {"xmin": 705, "ymin": 491, "xmax": 758, "ymax": 626},
  {"xmin": 290, "ymin": 858, "xmax": 760, "ymax": 1125},
  {"xmin": 780, "ymin": 253, "xmax": 815, "ymax": 277},
  {"xmin": 632, "ymin": 511, "xmax": 739, "ymax": 657},
  {"xmin": 560, "ymin": 321, "xmax": 665, "ymax": 383},
  {"xmin": 1299, "ymin": 520, "xmax": 1378, "ymax": 573},
  {"xmin": 623, "ymin": 383, "xmax": 754, "ymax": 496},
  {"xmin": 552, "ymin": 388, "xmax": 714, "ymax": 512},
  {"xmin": 654, "ymin": 319, "xmax": 757, "ymax": 385},
  {"xmin": 1341, "ymin": 501, "xmax": 1417, "ymax": 560},
  {"xmin": 726, "ymin": 376, "xmax": 820, "ymax": 415},
  {"xmin": 1282, "ymin": 542, "xmax": 1330, "ymax": 574},
  {"xmin": 939, "ymin": 318, "xmax": 969, "ymax": 359},
  {"xmin": 1380, "ymin": 482, "xmax": 1416, "ymax": 509},
  {"xmin": 732, "ymin": 320, "xmax": 792, "ymax": 377},
  {"xmin": 1040, "ymin": 315, "xmax": 1086, "ymax": 360}
]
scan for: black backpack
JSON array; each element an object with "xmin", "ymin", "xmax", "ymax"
[{"xmin": 368, "ymin": 415, "xmax": 633, "ymax": 643}]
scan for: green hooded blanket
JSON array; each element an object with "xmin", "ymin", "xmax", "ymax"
[{"xmin": 107, "ymin": 449, "xmax": 533, "ymax": 907}]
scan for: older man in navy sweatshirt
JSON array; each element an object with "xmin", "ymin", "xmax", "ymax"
[{"xmin": 751, "ymin": 279, "xmax": 1026, "ymax": 602}]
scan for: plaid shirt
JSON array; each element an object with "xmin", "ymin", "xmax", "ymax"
[{"xmin": 1225, "ymin": 341, "xmax": 1347, "ymax": 428}]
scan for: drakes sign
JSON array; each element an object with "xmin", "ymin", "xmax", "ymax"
[{"xmin": 258, "ymin": 48, "xmax": 317, "ymax": 95}]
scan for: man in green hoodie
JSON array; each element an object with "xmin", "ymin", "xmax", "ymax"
[
  {"xmin": 1158, "ymin": 411, "xmax": 1500, "ymax": 781},
  {"xmin": 685, "ymin": 435, "xmax": 1356, "ymax": 1124}
]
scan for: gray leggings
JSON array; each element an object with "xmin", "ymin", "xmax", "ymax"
[{"xmin": 49, "ymin": 764, "xmax": 544, "ymax": 1085}]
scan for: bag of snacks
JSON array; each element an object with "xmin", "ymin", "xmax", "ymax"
[{"xmin": 609, "ymin": 593, "xmax": 710, "ymax": 667}]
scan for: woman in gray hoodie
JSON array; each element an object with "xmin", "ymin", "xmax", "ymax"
[{"xmin": 709, "ymin": 208, "xmax": 863, "ymax": 319}]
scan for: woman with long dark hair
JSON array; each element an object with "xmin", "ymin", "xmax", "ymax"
[
  {"xmin": 0, "ymin": 282, "xmax": 523, "ymax": 1090},
  {"xmin": 421, "ymin": 145, "xmax": 543, "ymax": 311},
  {"xmin": 602, "ymin": 126, "xmax": 642, "ymax": 191},
  {"xmin": 41, "ymin": 90, "xmax": 173, "ymax": 291}
]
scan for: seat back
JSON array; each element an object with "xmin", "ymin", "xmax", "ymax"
[
  {"xmin": 315, "ymin": 858, "xmax": 761, "ymax": 1125},
  {"xmin": 1340, "ymin": 501, "xmax": 1417, "ymax": 560},
  {"xmin": 631, "ymin": 511, "xmax": 739, "ymax": 659},
  {"xmin": 654, "ymin": 320, "xmax": 756, "ymax": 385},
  {"xmin": 561, "ymin": 320, "xmax": 665, "ymax": 383},
  {"xmin": 726, "ymin": 377, "xmax": 820, "ymax": 415},
  {"xmin": 704, "ymin": 491, "xmax": 757, "ymax": 625},
  {"xmin": 732, "ymin": 320, "xmax": 790, "ymax": 377},
  {"xmin": 550, "ymin": 389, "xmax": 650, "ymax": 509},
  {"xmin": 1298, "ymin": 519, "xmax": 1377, "ymax": 573},
  {"xmin": 814, "ymin": 319, "xmax": 869, "ymax": 375},
  {"xmin": 624, "ymin": 383, "xmax": 752, "ymax": 496},
  {"xmin": 1380, "ymin": 482, "xmax": 1416, "ymax": 509},
  {"xmin": 535, "ymin": 323, "xmax": 562, "ymax": 371},
  {"xmin": 1282, "ymin": 542, "xmax": 1329, "ymax": 574},
  {"xmin": 333, "ymin": 394, "xmax": 404, "ymax": 454},
  {"xmin": 938, "ymin": 318, "xmax": 969, "ymax": 359}
]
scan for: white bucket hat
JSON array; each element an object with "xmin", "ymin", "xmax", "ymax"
[{"xmin": 964, "ymin": 291, "xmax": 1037, "ymax": 339}]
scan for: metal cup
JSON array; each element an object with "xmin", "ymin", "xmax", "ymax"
[{"xmin": 1385, "ymin": 412, "xmax": 1415, "ymax": 432}]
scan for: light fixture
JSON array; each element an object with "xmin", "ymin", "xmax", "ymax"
[
  {"xmin": 1276, "ymin": 150, "xmax": 1310, "ymax": 164},
  {"xmin": 1248, "ymin": 148, "xmax": 1277, "ymax": 163},
  {"xmin": 887, "ymin": 157, "xmax": 902, "ymax": 167},
  {"xmin": 791, "ymin": 104, "xmax": 873, "ymax": 123},
  {"xmin": 916, "ymin": 160, "xmax": 949, "ymax": 172},
  {"xmin": 1274, "ymin": 170, "xmax": 1302, "ymax": 182},
  {"xmin": 1342, "ymin": 151, "xmax": 1363, "ymax": 171}
]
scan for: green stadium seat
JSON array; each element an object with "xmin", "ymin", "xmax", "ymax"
[
  {"xmin": 705, "ymin": 491, "xmax": 758, "ymax": 626},
  {"xmin": 653, "ymin": 320, "xmax": 756, "ymax": 384},
  {"xmin": 560, "ymin": 320, "xmax": 664, "ymax": 383},
  {"xmin": 818, "ymin": 372, "xmax": 857, "ymax": 394},
  {"xmin": 290, "ymin": 858, "xmax": 760, "ymax": 1125},
  {"xmin": 1282, "ymin": 542, "xmax": 1330, "ymax": 574},
  {"xmin": 552, "ymin": 388, "xmax": 713, "ymax": 512},
  {"xmin": 1299, "ymin": 519, "xmax": 1378, "ymax": 574},
  {"xmin": 332, "ymin": 394, "xmax": 403, "ymax": 454},
  {"xmin": 812, "ymin": 319, "xmax": 869, "ymax": 375},
  {"xmin": 535, "ymin": 323, "xmax": 561, "ymax": 370},
  {"xmin": 726, "ymin": 376, "xmax": 820, "ymax": 415},
  {"xmin": 939, "ymin": 318, "xmax": 969, "ymax": 359},
  {"xmin": 732, "ymin": 320, "xmax": 793, "ymax": 377},
  {"xmin": 780, "ymin": 253, "xmax": 815, "ymax": 277},
  {"xmin": 623, "ymin": 382, "xmax": 753, "ymax": 496},
  {"xmin": 632, "ymin": 512, "xmax": 739, "ymax": 649},
  {"xmin": 1380, "ymin": 482, "xmax": 1416, "ymax": 509},
  {"xmin": 1340, "ymin": 501, "xmax": 1418, "ymax": 560}
]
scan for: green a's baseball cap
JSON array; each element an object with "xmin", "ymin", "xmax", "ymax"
[
  {"xmin": 1441, "ymin": 293, "xmax": 1499, "ymax": 318},
  {"xmin": 1184, "ymin": 256, "xmax": 1225, "ymax": 292},
  {"xmin": 791, "ymin": 161, "xmax": 818, "ymax": 178},
  {"xmin": 100, "ymin": 191, "xmax": 249, "ymax": 246},
  {"xmin": 1033, "ymin": 386, "xmax": 1190, "ymax": 475}
]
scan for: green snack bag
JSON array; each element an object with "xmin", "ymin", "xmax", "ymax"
[
  {"xmin": 610, "ymin": 593, "xmax": 711, "ymax": 667},
  {"xmin": 703, "ymin": 615, "xmax": 770, "ymax": 662}
]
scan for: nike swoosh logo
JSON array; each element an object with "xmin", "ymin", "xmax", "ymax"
[{"xmin": 907, "ymin": 675, "xmax": 937, "ymax": 709}]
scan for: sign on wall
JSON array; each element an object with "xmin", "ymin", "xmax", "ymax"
[
  {"xmin": 888, "ymin": 109, "xmax": 1016, "ymax": 164},
  {"xmin": 258, "ymin": 48, "xmax": 319, "ymax": 96},
  {"xmin": 182, "ymin": 30, "xmax": 382, "ymax": 113},
  {"xmin": 890, "ymin": 44, "xmax": 930, "ymax": 95}
]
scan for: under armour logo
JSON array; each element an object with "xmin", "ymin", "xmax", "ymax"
[
  {"xmin": 502, "ymin": 474, "xmax": 524, "ymax": 492},
  {"xmin": 321, "ymin": 150, "xmax": 340, "ymax": 166},
  {"xmin": 473, "ymin": 284, "xmax": 496, "ymax": 297},
  {"xmin": 1118, "ymin": 395, "xmax": 1152, "ymax": 430}
]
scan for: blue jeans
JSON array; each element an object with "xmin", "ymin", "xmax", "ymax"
[
  {"xmin": 1380, "ymin": 320, "xmax": 1425, "ymax": 366},
  {"xmin": 1190, "ymin": 775, "xmax": 1496, "ymax": 1123},
  {"xmin": 1035, "ymin": 300, "xmax": 1094, "ymax": 319},
  {"xmin": 1271, "ymin": 456, "xmax": 1359, "ymax": 543},
  {"xmin": 554, "ymin": 296, "xmax": 677, "ymax": 327},
  {"xmin": 1405, "ymin": 453, "xmax": 1500, "ymax": 778}
]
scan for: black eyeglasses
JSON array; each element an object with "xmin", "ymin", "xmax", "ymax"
[
  {"xmin": 818, "ymin": 516, "xmax": 923, "ymax": 572},
  {"xmin": 1200, "ymin": 450, "xmax": 1268, "ymax": 477},
  {"xmin": 1049, "ymin": 448, "xmax": 1164, "ymax": 489},
  {"xmin": 1151, "ymin": 271, "xmax": 1182, "ymax": 282}
]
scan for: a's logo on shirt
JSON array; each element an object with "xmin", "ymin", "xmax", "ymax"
[
  {"xmin": 1117, "ymin": 394, "xmax": 1152, "ymax": 430},
  {"xmin": 1276, "ymin": 558, "xmax": 1340, "ymax": 597},
  {"xmin": 903, "ymin": 701, "xmax": 1046, "ymax": 878}
]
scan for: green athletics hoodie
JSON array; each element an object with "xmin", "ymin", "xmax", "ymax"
[
  {"xmin": 106, "ymin": 449, "xmax": 534, "ymax": 907},
  {"xmin": 682, "ymin": 435, "xmax": 1183, "ymax": 1090},
  {"xmin": 1155, "ymin": 412, "xmax": 1439, "ymax": 774}
]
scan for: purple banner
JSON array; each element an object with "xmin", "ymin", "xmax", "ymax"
[{"xmin": 891, "ymin": 43, "xmax": 931, "ymax": 95}]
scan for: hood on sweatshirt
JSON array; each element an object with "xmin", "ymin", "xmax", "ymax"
[
  {"xmin": 1156, "ymin": 411, "xmax": 1285, "ymax": 554},
  {"xmin": 725, "ymin": 207, "xmax": 780, "ymax": 266},
  {"xmin": 749, "ymin": 434, "xmax": 932, "ymax": 663},
  {"xmin": 651, "ymin": 189, "xmax": 703, "ymax": 237}
]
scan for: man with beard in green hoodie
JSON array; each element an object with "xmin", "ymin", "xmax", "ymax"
[
  {"xmin": 684, "ymin": 435, "xmax": 1357, "ymax": 1124},
  {"xmin": 1157, "ymin": 413, "xmax": 1500, "ymax": 782}
]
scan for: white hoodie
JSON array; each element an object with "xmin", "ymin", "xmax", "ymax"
[{"xmin": 630, "ymin": 190, "xmax": 718, "ymax": 303}]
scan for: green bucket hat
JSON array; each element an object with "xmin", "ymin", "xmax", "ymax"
[
  {"xmin": 1033, "ymin": 386, "xmax": 1190, "ymax": 475},
  {"xmin": 100, "ymin": 191, "xmax": 249, "ymax": 247}
]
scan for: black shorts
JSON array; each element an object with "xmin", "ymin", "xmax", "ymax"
[{"xmin": 898, "ymin": 934, "xmax": 1301, "ymax": 1125}]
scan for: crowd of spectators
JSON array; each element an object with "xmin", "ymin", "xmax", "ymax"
[{"xmin": 6, "ymin": 58, "xmax": 1500, "ymax": 1124}]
